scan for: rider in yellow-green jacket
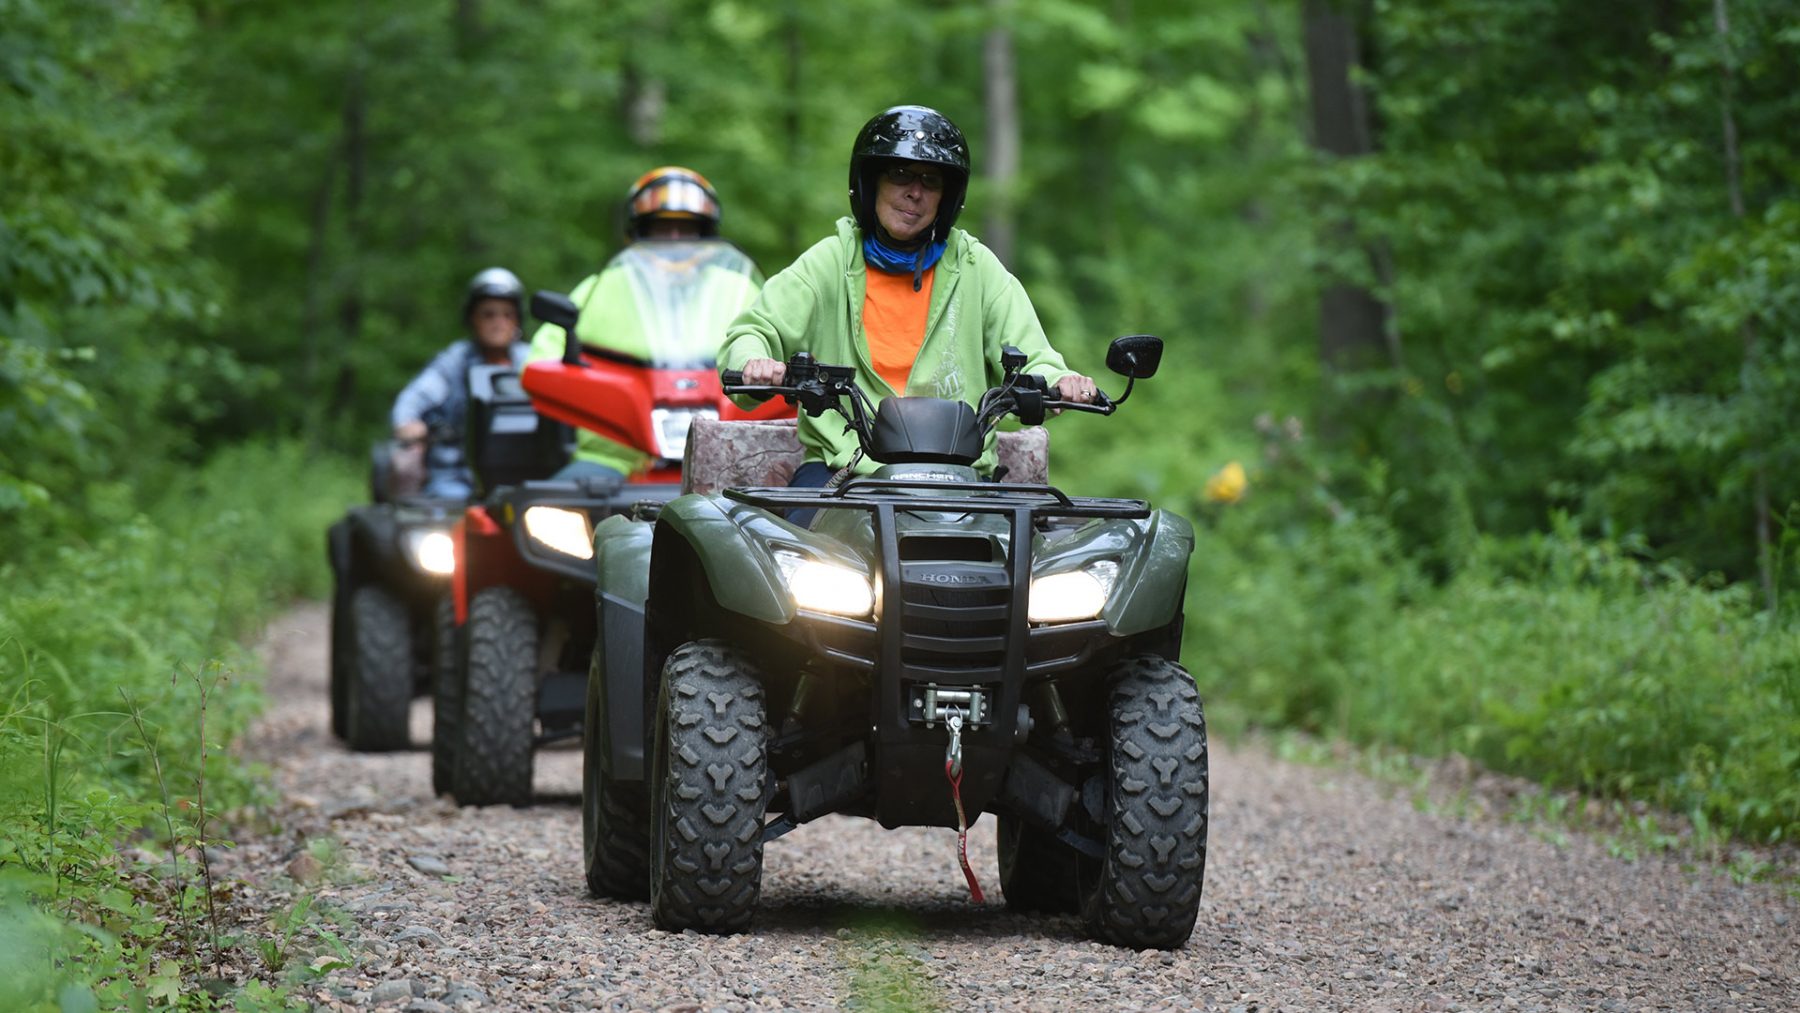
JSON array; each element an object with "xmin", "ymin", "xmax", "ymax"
[
  {"xmin": 720, "ymin": 105, "xmax": 1100, "ymax": 484},
  {"xmin": 530, "ymin": 167, "xmax": 762, "ymax": 479}
]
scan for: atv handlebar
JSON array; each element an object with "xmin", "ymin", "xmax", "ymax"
[
  {"xmin": 721, "ymin": 335, "xmax": 1158, "ymax": 466},
  {"xmin": 721, "ymin": 357, "xmax": 1117, "ymax": 429}
]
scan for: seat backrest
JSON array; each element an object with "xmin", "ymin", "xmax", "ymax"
[
  {"xmin": 680, "ymin": 417, "xmax": 1050, "ymax": 495},
  {"xmin": 681, "ymin": 418, "xmax": 804, "ymax": 495},
  {"xmin": 465, "ymin": 365, "xmax": 571, "ymax": 494},
  {"xmin": 995, "ymin": 426, "xmax": 1048, "ymax": 485},
  {"xmin": 368, "ymin": 440, "xmax": 425, "ymax": 503}
]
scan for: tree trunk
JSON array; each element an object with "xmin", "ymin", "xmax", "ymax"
[
  {"xmin": 622, "ymin": 45, "xmax": 666, "ymax": 150},
  {"xmin": 301, "ymin": 161, "xmax": 337, "ymax": 424},
  {"xmin": 1712, "ymin": 0, "xmax": 1774, "ymax": 609},
  {"xmin": 783, "ymin": 3, "xmax": 804, "ymax": 255},
  {"xmin": 331, "ymin": 60, "xmax": 367, "ymax": 423},
  {"xmin": 1302, "ymin": 0, "xmax": 1397, "ymax": 373},
  {"xmin": 453, "ymin": 0, "xmax": 481, "ymax": 60},
  {"xmin": 982, "ymin": 0, "xmax": 1020, "ymax": 267}
]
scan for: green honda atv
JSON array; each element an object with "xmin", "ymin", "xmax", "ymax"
[{"xmin": 581, "ymin": 336, "xmax": 1207, "ymax": 949}]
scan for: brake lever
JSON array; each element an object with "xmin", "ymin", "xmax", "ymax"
[{"xmin": 1041, "ymin": 388, "xmax": 1116, "ymax": 415}]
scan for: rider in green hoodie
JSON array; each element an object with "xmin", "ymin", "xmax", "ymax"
[
  {"xmin": 532, "ymin": 166, "xmax": 762, "ymax": 479},
  {"xmin": 720, "ymin": 105, "xmax": 1100, "ymax": 484}
]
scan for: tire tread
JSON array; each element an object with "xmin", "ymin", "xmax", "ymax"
[
  {"xmin": 1084, "ymin": 656, "xmax": 1209, "ymax": 949},
  {"xmin": 650, "ymin": 640, "xmax": 768, "ymax": 933},
  {"xmin": 345, "ymin": 585, "xmax": 412, "ymax": 751},
  {"xmin": 452, "ymin": 587, "xmax": 537, "ymax": 806}
]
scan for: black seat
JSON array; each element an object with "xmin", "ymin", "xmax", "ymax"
[{"xmin": 465, "ymin": 365, "xmax": 571, "ymax": 495}]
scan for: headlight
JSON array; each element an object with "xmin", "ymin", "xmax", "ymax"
[
  {"xmin": 773, "ymin": 550, "xmax": 873, "ymax": 618},
  {"xmin": 404, "ymin": 529, "xmax": 457, "ymax": 576},
  {"xmin": 651, "ymin": 407, "xmax": 717, "ymax": 460},
  {"xmin": 522, "ymin": 505, "xmax": 594, "ymax": 560},
  {"xmin": 1028, "ymin": 560, "xmax": 1119, "ymax": 624}
]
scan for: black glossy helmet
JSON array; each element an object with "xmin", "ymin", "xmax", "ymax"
[
  {"xmin": 462, "ymin": 266, "xmax": 524, "ymax": 321},
  {"xmin": 848, "ymin": 105, "xmax": 971, "ymax": 243}
]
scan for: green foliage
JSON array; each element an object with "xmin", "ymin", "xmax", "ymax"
[
  {"xmin": 0, "ymin": 443, "xmax": 359, "ymax": 1009},
  {"xmin": 0, "ymin": 0, "xmax": 268, "ymax": 565},
  {"xmin": 1188, "ymin": 461, "xmax": 1800, "ymax": 843},
  {"xmin": 1139, "ymin": 0, "xmax": 1800, "ymax": 848},
  {"xmin": 1307, "ymin": 0, "xmax": 1800, "ymax": 583}
]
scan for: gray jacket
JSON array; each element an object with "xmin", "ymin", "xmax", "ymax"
[{"xmin": 391, "ymin": 338, "xmax": 529, "ymax": 477}]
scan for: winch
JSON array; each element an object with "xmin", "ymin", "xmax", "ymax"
[{"xmin": 910, "ymin": 684, "xmax": 991, "ymax": 728}]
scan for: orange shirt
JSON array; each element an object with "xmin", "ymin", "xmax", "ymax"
[{"xmin": 862, "ymin": 266, "xmax": 936, "ymax": 393}]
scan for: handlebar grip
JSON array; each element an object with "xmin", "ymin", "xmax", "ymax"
[
  {"xmin": 1040, "ymin": 387, "xmax": 1113, "ymax": 412},
  {"xmin": 721, "ymin": 369, "xmax": 745, "ymax": 386}
]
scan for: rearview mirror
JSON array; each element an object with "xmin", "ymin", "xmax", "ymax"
[
  {"xmin": 531, "ymin": 290, "xmax": 579, "ymax": 331},
  {"xmin": 1105, "ymin": 334, "xmax": 1162, "ymax": 379}
]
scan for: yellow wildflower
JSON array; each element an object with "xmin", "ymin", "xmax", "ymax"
[{"xmin": 1203, "ymin": 461, "xmax": 1247, "ymax": 504}]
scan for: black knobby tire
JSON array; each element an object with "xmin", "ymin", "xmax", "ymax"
[
  {"xmin": 649, "ymin": 640, "xmax": 770, "ymax": 933},
  {"xmin": 328, "ymin": 587, "xmax": 352, "ymax": 741},
  {"xmin": 429, "ymin": 595, "xmax": 460, "ymax": 795},
  {"xmin": 430, "ymin": 594, "xmax": 455, "ymax": 692},
  {"xmin": 1081, "ymin": 656, "xmax": 1209, "ymax": 949},
  {"xmin": 451, "ymin": 586, "xmax": 539, "ymax": 806},
  {"xmin": 344, "ymin": 585, "xmax": 413, "ymax": 751},
  {"xmin": 997, "ymin": 813, "xmax": 1081, "ymax": 914},
  {"xmin": 583, "ymin": 674, "xmax": 650, "ymax": 899}
]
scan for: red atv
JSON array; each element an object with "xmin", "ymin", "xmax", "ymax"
[{"xmin": 436, "ymin": 240, "xmax": 791, "ymax": 805}]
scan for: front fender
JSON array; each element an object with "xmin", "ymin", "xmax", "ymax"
[
  {"xmin": 650, "ymin": 494, "xmax": 802, "ymax": 625},
  {"xmin": 590, "ymin": 513, "xmax": 657, "ymax": 780},
  {"xmin": 1034, "ymin": 508, "xmax": 1194, "ymax": 636},
  {"xmin": 1108, "ymin": 509, "xmax": 1194, "ymax": 634},
  {"xmin": 593, "ymin": 513, "xmax": 656, "ymax": 606}
]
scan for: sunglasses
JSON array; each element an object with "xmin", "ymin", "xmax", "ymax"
[{"xmin": 882, "ymin": 165, "xmax": 946, "ymax": 191}]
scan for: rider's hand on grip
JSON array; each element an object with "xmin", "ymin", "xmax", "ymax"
[{"xmin": 739, "ymin": 357, "xmax": 787, "ymax": 386}]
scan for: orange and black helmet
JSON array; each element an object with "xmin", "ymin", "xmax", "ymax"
[{"xmin": 624, "ymin": 166, "xmax": 722, "ymax": 239}]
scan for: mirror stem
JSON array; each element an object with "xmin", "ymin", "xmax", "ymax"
[{"xmin": 1112, "ymin": 375, "xmax": 1136, "ymax": 405}]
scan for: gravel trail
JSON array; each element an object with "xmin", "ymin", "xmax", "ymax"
[{"xmin": 230, "ymin": 603, "xmax": 1798, "ymax": 1010}]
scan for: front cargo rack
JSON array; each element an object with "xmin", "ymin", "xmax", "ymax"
[{"xmin": 722, "ymin": 477, "xmax": 1150, "ymax": 520}]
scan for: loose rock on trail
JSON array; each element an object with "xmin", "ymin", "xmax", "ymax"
[{"xmin": 225, "ymin": 603, "xmax": 1798, "ymax": 1010}]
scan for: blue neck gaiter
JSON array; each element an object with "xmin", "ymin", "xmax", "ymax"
[{"xmin": 863, "ymin": 233, "xmax": 946, "ymax": 291}]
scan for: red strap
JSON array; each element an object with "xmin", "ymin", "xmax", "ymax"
[{"xmin": 945, "ymin": 759, "xmax": 985, "ymax": 904}]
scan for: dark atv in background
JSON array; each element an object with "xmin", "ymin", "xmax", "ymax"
[
  {"xmin": 436, "ymin": 240, "xmax": 791, "ymax": 806},
  {"xmin": 326, "ymin": 436, "xmax": 463, "ymax": 751},
  {"xmin": 582, "ymin": 336, "xmax": 1209, "ymax": 949}
]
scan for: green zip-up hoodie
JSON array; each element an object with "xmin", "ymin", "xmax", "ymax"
[{"xmin": 720, "ymin": 217, "xmax": 1075, "ymax": 475}]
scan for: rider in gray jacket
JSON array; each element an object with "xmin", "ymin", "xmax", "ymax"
[{"xmin": 391, "ymin": 268, "xmax": 530, "ymax": 498}]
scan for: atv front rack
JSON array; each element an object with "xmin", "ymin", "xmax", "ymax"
[{"xmin": 722, "ymin": 477, "xmax": 1150, "ymax": 520}]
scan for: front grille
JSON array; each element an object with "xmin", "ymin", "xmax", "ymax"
[
  {"xmin": 899, "ymin": 557, "xmax": 1011, "ymax": 674},
  {"xmin": 900, "ymin": 536, "xmax": 992, "ymax": 562}
]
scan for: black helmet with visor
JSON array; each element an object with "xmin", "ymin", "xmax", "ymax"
[{"xmin": 848, "ymin": 105, "xmax": 971, "ymax": 244}]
